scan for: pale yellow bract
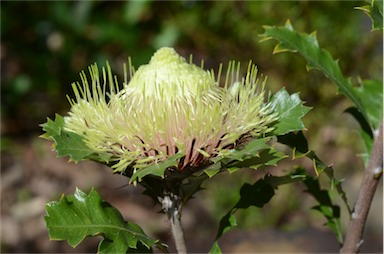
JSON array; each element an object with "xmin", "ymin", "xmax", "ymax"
[{"xmin": 64, "ymin": 47, "xmax": 278, "ymax": 173}]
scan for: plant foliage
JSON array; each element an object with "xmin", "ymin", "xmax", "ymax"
[{"xmin": 45, "ymin": 188, "xmax": 167, "ymax": 253}]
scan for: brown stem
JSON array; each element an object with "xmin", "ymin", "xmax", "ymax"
[
  {"xmin": 160, "ymin": 193, "xmax": 187, "ymax": 254},
  {"xmin": 340, "ymin": 122, "xmax": 383, "ymax": 253}
]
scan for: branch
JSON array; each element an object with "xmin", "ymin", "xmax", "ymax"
[
  {"xmin": 340, "ymin": 122, "xmax": 383, "ymax": 253},
  {"xmin": 160, "ymin": 193, "xmax": 187, "ymax": 254}
]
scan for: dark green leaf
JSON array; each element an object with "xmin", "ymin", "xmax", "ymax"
[
  {"xmin": 354, "ymin": 79, "xmax": 383, "ymax": 130},
  {"xmin": 263, "ymin": 169, "xmax": 307, "ymax": 188},
  {"xmin": 235, "ymin": 180, "xmax": 275, "ymax": 209},
  {"xmin": 269, "ymin": 88, "xmax": 311, "ymax": 135},
  {"xmin": 277, "ymin": 132, "xmax": 351, "ymax": 214},
  {"xmin": 277, "ymin": 131, "xmax": 310, "ymax": 158},
  {"xmin": 261, "ymin": 21, "xmax": 368, "ymax": 125},
  {"xmin": 345, "ymin": 107, "xmax": 373, "ymax": 139},
  {"xmin": 345, "ymin": 106, "xmax": 374, "ymax": 164},
  {"xmin": 210, "ymin": 177, "xmax": 275, "ymax": 251},
  {"xmin": 45, "ymin": 188, "xmax": 167, "ymax": 253},
  {"xmin": 302, "ymin": 174, "xmax": 343, "ymax": 244},
  {"xmin": 180, "ymin": 174, "xmax": 208, "ymax": 205}
]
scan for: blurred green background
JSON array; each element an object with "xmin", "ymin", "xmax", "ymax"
[{"xmin": 1, "ymin": 1, "xmax": 382, "ymax": 253}]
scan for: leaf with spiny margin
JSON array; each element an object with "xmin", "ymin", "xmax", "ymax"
[
  {"xmin": 227, "ymin": 148, "xmax": 287, "ymax": 174},
  {"xmin": 209, "ymin": 178, "xmax": 275, "ymax": 254},
  {"xmin": 40, "ymin": 114, "xmax": 112, "ymax": 163},
  {"xmin": 260, "ymin": 21, "xmax": 369, "ymax": 125},
  {"xmin": 40, "ymin": 114, "xmax": 64, "ymax": 139},
  {"xmin": 45, "ymin": 188, "xmax": 167, "ymax": 253},
  {"xmin": 269, "ymin": 88, "xmax": 311, "ymax": 135},
  {"xmin": 129, "ymin": 153, "xmax": 185, "ymax": 183},
  {"xmin": 277, "ymin": 131, "xmax": 351, "ymax": 214},
  {"xmin": 356, "ymin": 0, "xmax": 383, "ymax": 31},
  {"xmin": 301, "ymin": 174, "xmax": 343, "ymax": 244},
  {"xmin": 204, "ymin": 138, "xmax": 286, "ymax": 177}
]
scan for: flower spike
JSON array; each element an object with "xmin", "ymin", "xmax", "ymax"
[{"xmin": 63, "ymin": 47, "xmax": 278, "ymax": 174}]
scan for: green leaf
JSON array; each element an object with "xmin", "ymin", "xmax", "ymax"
[
  {"xmin": 302, "ymin": 175, "xmax": 343, "ymax": 244},
  {"xmin": 129, "ymin": 153, "xmax": 184, "ymax": 183},
  {"xmin": 277, "ymin": 132, "xmax": 351, "ymax": 214},
  {"xmin": 40, "ymin": 113, "xmax": 65, "ymax": 139},
  {"xmin": 207, "ymin": 138, "xmax": 286, "ymax": 176},
  {"xmin": 54, "ymin": 130, "xmax": 99, "ymax": 162},
  {"xmin": 269, "ymin": 88, "xmax": 311, "ymax": 135},
  {"xmin": 277, "ymin": 131, "xmax": 310, "ymax": 158},
  {"xmin": 204, "ymin": 163, "xmax": 222, "ymax": 178},
  {"xmin": 261, "ymin": 21, "xmax": 369, "ymax": 126},
  {"xmin": 45, "ymin": 188, "xmax": 167, "ymax": 253},
  {"xmin": 209, "ymin": 241, "xmax": 222, "ymax": 254},
  {"xmin": 356, "ymin": 0, "xmax": 383, "ymax": 30},
  {"xmin": 227, "ymin": 148, "xmax": 287, "ymax": 172},
  {"xmin": 354, "ymin": 79, "xmax": 383, "ymax": 130},
  {"xmin": 235, "ymin": 180, "xmax": 275, "ymax": 209},
  {"xmin": 40, "ymin": 114, "xmax": 111, "ymax": 163},
  {"xmin": 263, "ymin": 168, "xmax": 307, "ymax": 188},
  {"xmin": 210, "ymin": 177, "xmax": 275, "ymax": 252},
  {"xmin": 223, "ymin": 137, "xmax": 272, "ymax": 161},
  {"xmin": 345, "ymin": 107, "xmax": 374, "ymax": 165}
]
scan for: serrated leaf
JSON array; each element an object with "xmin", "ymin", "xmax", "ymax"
[
  {"xmin": 54, "ymin": 130, "xmax": 98, "ymax": 162},
  {"xmin": 277, "ymin": 132, "xmax": 351, "ymax": 214},
  {"xmin": 261, "ymin": 23, "xmax": 369, "ymax": 126},
  {"xmin": 204, "ymin": 163, "xmax": 222, "ymax": 178},
  {"xmin": 129, "ymin": 153, "xmax": 184, "ymax": 183},
  {"xmin": 207, "ymin": 138, "xmax": 286, "ymax": 176},
  {"xmin": 224, "ymin": 137, "xmax": 272, "ymax": 161},
  {"xmin": 302, "ymin": 176, "xmax": 343, "ymax": 243},
  {"xmin": 40, "ymin": 114, "xmax": 65, "ymax": 139},
  {"xmin": 228, "ymin": 148, "xmax": 287, "ymax": 171},
  {"xmin": 263, "ymin": 169, "xmax": 307, "ymax": 188},
  {"xmin": 40, "ymin": 114, "xmax": 112, "ymax": 163},
  {"xmin": 277, "ymin": 131, "xmax": 310, "ymax": 158},
  {"xmin": 269, "ymin": 88, "xmax": 311, "ymax": 135},
  {"xmin": 356, "ymin": 0, "xmax": 383, "ymax": 30},
  {"xmin": 210, "ymin": 178, "xmax": 275, "ymax": 252},
  {"xmin": 45, "ymin": 188, "xmax": 167, "ymax": 253}
]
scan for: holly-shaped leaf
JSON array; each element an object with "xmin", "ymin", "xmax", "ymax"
[
  {"xmin": 205, "ymin": 138, "xmax": 286, "ymax": 177},
  {"xmin": 260, "ymin": 21, "xmax": 369, "ymax": 126},
  {"xmin": 40, "ymin": 114, "xmax": 111, "ymax": 163},
  {"xmin": 302, "ymin": 175, "xmax": 343, "ymax": 244},
  {"xmin": 45, "ymin": 188, "xmax": 167, "ymax": 253},
  {"xmin": 129, "ymin": 153, "xmax": 185, "ymax": 183},
  {"xmin": 209, "ymin": 177, "xmax": 276, "ymax": 253},
  {"xmin": 269, "ymin": 88, "xmax": 311, "ymax": 135}
]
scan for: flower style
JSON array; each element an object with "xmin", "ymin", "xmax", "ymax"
[{"xmin": 64, "ymin": 47, "xmax": 278, "ymax": 175}]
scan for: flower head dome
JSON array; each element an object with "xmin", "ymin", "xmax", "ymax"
[{"xmin": 64, "ymin": 47, "xmax": 278, "ymax": 174}]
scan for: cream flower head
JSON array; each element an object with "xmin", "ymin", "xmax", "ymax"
[{"xmin": 64, "ymin": 47, "xmax": 277, "ymax": 174}]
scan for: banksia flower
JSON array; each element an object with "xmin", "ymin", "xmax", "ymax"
[{"xmin": 63, "ymin": 47, "xmax": 278, "ymax": 176}]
